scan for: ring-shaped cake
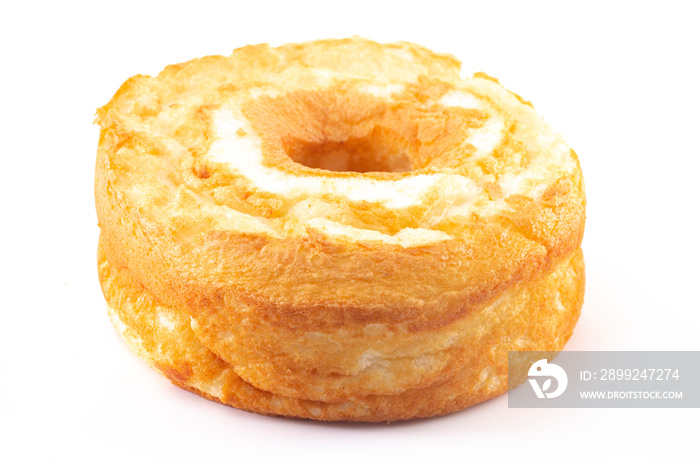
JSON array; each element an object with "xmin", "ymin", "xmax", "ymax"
[{"xmin": 95, "ymin": 37, "xmax": 585, "ymax": 421}]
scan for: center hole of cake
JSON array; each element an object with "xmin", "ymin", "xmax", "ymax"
[{"xmin": 287, "ymin": 135, "xmax": 413, "ymax": 173}]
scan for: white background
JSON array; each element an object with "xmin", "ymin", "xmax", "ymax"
[{"xmin": 2, "ymin": 1, "xmax": 698, "ymax": 464}]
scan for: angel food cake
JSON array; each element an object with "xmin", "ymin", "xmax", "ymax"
[{"xmin": 94, "ymin": 37, "xmax": 586, "ymax": 421}]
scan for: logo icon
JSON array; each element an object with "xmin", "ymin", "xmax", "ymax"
[{"xmin": 528, "ymin": 359, "xmax": 568, "ymax": 399}]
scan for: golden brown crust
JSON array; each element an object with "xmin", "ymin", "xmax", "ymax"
[
  {"xmin": 100, "ymin": 242, "xmax": 584, "ymax": 422},
  {"xmin": 94, "ymin": 37, "xmax": 586, "ymax": 421}
]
